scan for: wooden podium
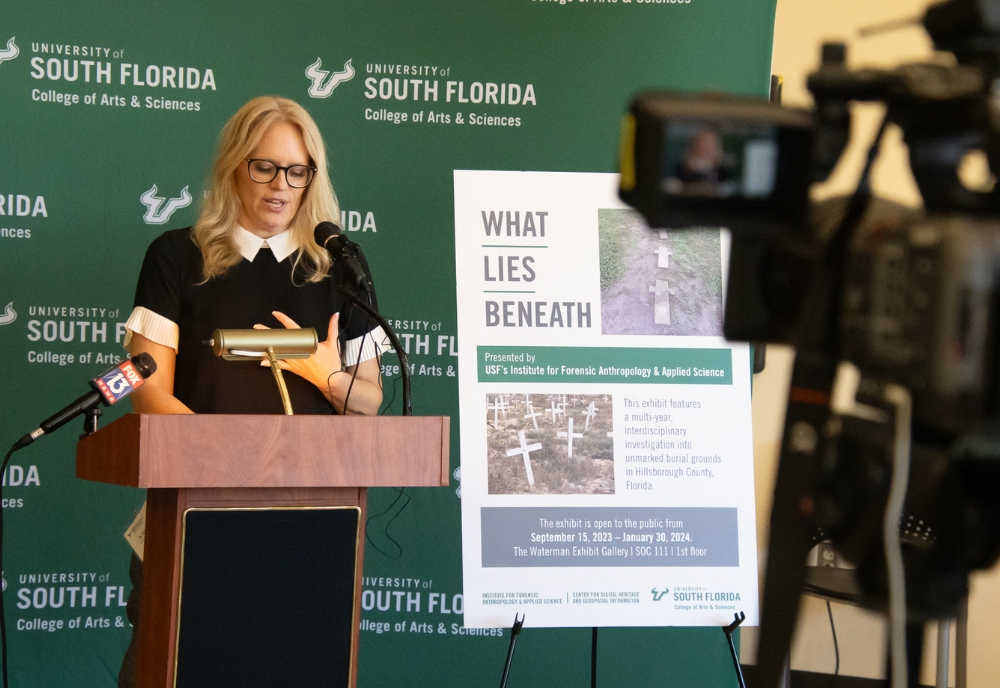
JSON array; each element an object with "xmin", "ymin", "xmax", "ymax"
[{"xmin": 76, "ymin": 413, "xmax": 449, "ymax": 688}]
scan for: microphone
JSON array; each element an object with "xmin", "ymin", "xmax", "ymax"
[
  {"xmin": 13, "ymin": 353, "xmax": 157, "ymax": 449},
  {"xmin": 313, "ymin": 221, "xmax": 413, "ymax": 415},
  {"xmin": 314, "ymin": 221, "xmax": 371, "ymax": 294}
]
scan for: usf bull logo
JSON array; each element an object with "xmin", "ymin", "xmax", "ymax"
[
  {"xmin": 0, "ymin": 302, "xmax": 15, "ymax": 327},
  {"xmin": 0, "ymin": 37, "xmax": 18, "ymax": 68},
  {"xmin": 651, "ymin": 587, "xmax": 669, "ymax": 601},
  {"xmin": 305, "ymin": 57, "xmax": 354, "ymax": 98},
  {"xmin": 140, "ymin": 184, "xmax": 192, "ymax": 225}
]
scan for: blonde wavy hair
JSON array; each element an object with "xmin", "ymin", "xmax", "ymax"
[{"xmin": 192, "ymin": 96, "xmax": 338, "ymax": 282}]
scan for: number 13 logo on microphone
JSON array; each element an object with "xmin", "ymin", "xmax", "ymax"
[{"xmin": 92, "ymin": 360, "xmax": 145, "ymax": 404}]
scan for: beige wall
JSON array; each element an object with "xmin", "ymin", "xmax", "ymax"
[{"xmin": 740, "ymin": 1, "xmax": 1000, "ymax": 685}]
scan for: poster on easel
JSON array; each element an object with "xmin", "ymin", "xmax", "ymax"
[{"xmin": 455, "ymin": 170, "xmax": 758, "ymax": 628}]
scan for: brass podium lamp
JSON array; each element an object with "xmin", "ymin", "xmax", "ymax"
[{"xmin": 207, "ymin": 328, "xmax": 318, "ymax": 414}]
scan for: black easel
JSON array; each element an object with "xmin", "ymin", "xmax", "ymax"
[
  {"xmin": 499, "ymin": 614, "xmax": 524, "ymax": 688},
  {"xmin": 722, "ymin": 612, "xmax": 747, "ymax": 688},
  {"xmin": 591, "ymin": 627, "xmax": 598, "ymax": 688}
]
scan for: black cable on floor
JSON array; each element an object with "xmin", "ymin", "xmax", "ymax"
[{"xmin": 827, "ymin": 599, "xmax": 840, "ymax": 686}]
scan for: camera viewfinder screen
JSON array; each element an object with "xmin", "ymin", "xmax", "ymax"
[{"xmin": 662, "ymin": 119, "xmax": 778, "ymax": 199}]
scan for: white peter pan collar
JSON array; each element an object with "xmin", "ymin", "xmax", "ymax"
[{"xmin": 235, "ymin": 226, "xmax": 299, "ymax": 262}]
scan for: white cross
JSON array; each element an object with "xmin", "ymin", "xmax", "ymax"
[
  {"xmin": 487, "ymin": 396, "xmax": 502, "ymax": 427},
  {"xmin": 559, "ymin": 394, "xmax": 568, "ymax": 412},
  {"xmin": 654, "ymin": 245, "xmax": 671, "ymax": 268},
  {"xmin": 649, "ymin": 279, "xmax": 671, "ymax": 325},
  {"xmin": 557, "ymin": 417, "xmax": 584, "ymax": 458},
  {"xmin": 497, "ymin": 395, "xmax": 509, "ymax": 419},
  {"xmin": 506, "ymin": 430, "xmax": 542, "ymax": 487},
  {"xmin": 603, "ymin": 395, "xmax": 609, "ymax": 402},
  {"xmin": 545, "ymin": 401, "xmax": 564, "ymax": 423},
  {"xmin": 583, "ymin": 402, "xmax": 598, "ymax": 431},
  {"xmin": 524, "ymin": 403, "xmax": 542, "ymax": 431}
]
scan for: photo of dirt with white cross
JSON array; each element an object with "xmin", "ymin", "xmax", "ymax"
[
  {"xmin": 486, "ymin": 393, "xmax": 615, "ymax": 495},
  {"xmin": 599, "ymin": 208, "xmax": 723, "ymax": 336}
]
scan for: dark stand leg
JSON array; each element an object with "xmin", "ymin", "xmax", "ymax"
[
  {"xmin": 591, "ymin": 627, "xmax": 598, "ymax": 688},
  {"xmin": 905, "ymin": 621, "xmax": 925, "ymax": 688},
  {"xmin": 885, "ymin": 621, "xmax": 925, "ymax": 688},
  {"xmin": 499, "ymin": 614, "xmax": 524, "ymax": 688},
  {"xmin": 118, "ymin": 552, "xmax": 143, "ymax": 688},
  {"xmin": 723, "ymin": 612, "xmax": 747, "ymax": 688}
]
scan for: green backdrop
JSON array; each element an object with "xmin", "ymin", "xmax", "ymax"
[{"xmin": 0, "ymin": 1, "xmax": 775, "ymax": 684}]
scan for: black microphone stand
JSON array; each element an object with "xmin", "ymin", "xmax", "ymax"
[{"xmin": 81, "ymin": 406, "xmax": 103, "ymax": 438}]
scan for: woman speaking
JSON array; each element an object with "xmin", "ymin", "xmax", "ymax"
[
  {"xmin": 125, "ymin": 95, "xmax": 386, "ymax": 416},
  {"xmin": 118, "ymin": 96, "xmax": 387, "ymax": 687}
]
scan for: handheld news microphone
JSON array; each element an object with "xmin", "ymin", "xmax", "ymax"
[
  {"xmin": 314, "ymin": 221, "xmax": 371, "ymax": 294},
  {"xmin": 13, "ymin": 353, "xmax": 157, "ymax": 449}
]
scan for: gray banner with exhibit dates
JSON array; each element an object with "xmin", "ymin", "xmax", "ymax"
[{"xmin": 481, "ymin": 507, "xmax": 738, "ymax": 567}]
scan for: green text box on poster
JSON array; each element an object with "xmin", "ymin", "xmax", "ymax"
[{"xmin": 477, "ymin": 346, "xmax": 732, "ymax": 384}]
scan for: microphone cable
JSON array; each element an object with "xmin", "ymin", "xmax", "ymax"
[
  {"xmin": 379, "ymin": 349, "xmax": 400, "ymax": 416},
  {"xmin": 342, "ymin": 321, "xmax": 370, "ymax": 414}
]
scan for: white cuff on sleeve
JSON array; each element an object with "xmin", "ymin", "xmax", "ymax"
[
  {"xmin": 123, "ymin": 306, "xmax": 180, "ymax": 352},
  {"xmin": 343, "ymin": 325, "xmax": 392, "ymax": 367}
]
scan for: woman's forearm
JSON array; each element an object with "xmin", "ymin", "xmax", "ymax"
[
  {"xmin": 324, "ymin": 369, "xmax": 383, "ymax": 415},
  {"xmin": 130, "ymin": 385, "xmax": 195, "ymax": 414}
]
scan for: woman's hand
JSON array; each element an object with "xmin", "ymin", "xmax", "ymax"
[
  {"xmin": 257, "ymin": 310, "xmax": 383, "ymax": 414},
  {"xmin": 257, "ymin": 310, "xmax": 344, "ymax": 390}
]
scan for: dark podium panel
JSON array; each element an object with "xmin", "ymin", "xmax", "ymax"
[{"xmin": 175, "ymin": 508, "xmax": 360, "ymax": 688}]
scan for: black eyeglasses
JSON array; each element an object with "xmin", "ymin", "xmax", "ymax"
[{"xmin": 245, "ymin": 159, "xmax": 317, "ymax": 188}]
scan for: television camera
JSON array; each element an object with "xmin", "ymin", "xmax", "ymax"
[{"xmin": 618, "ymin": 1, "xmax": 1000, "ymax": 685}]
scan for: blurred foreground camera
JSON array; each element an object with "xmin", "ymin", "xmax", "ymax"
[{"xmin": 619, "ymin": 1, "xmax": 1000, "ymax": 686}]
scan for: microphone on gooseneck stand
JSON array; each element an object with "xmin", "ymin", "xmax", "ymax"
[
  {"xmin": 314, "ymin": 222, "xmax": 412, "ymax": 415},
  {"xmin": 13, "ymin": 352, "xmax": 158, "ymax": 449},
  {"xmin": 314, "ymin": 221, "xmax": 372, "ymax": 295}
]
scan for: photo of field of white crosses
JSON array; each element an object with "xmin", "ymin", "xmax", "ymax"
[
  {"xmin": 485, "ymin": 393, "xmax": 615, "ymax": 495},
  {"xmin": 599, "ymin": 208, "xmax": 723, "ymax": 336}
]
